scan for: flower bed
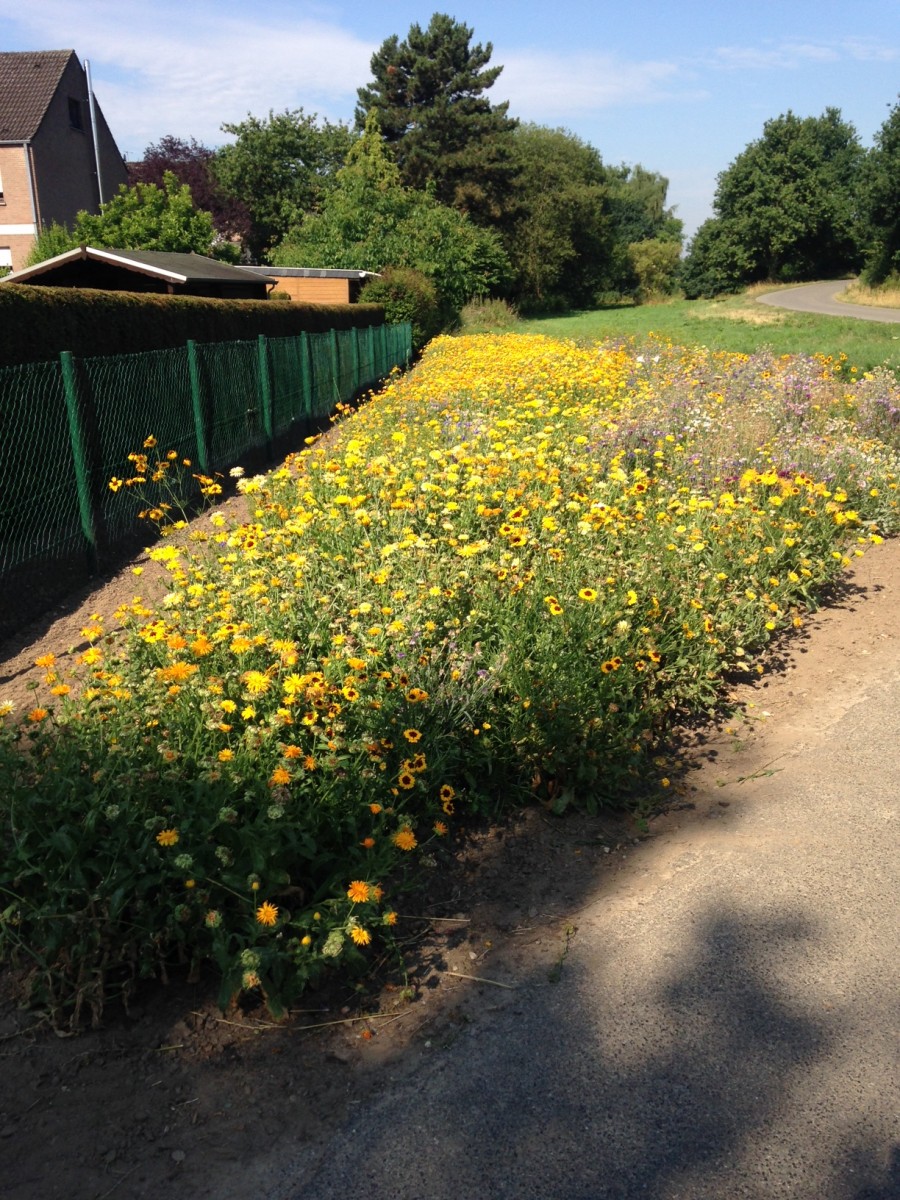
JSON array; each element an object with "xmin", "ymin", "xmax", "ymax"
[{"xmin": 2, "ymin": 334, "xmax": 897, "ymax": 1027}]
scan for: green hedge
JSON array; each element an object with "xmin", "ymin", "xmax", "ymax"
[{"xmin": 0, "ymin": 285, "xmax": 386, "ymax": 367}]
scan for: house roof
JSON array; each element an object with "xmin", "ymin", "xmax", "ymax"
[
  {"xmin": 241, "ymin": 267, "xmax": 380, "ymax": 280},
  {"xmin": 2, "ymin": 246, "xmax": 279, "ymax": 286},
  {"xmin": 0, "ymin": 50, "xmax": 74, "ymax": 142}
]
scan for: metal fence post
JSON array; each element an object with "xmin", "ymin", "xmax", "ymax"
[
  {"xmin": 299, "ymin": 332, "xmax": 312, "ymax": 421},
  {"xmin": 59, "ymin": 350, "xmax": 100, "ymax": 574},
  {"xmin": 329, "ymin": 328, "xmax": 340, "ymax": 403},
  {"xmin": 186, "ymin": 340, "xmax": 210, "ymax": 473},
  {"xmin": 257, "ymin": 334, "xmax": 274, "ymax": 458}
]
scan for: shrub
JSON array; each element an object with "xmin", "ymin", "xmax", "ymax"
[
  {"xmin": 359, "ymin": 268, "xmax": 442, "ymax": 351},
  {"xmin": 459, "ymin": 297, "xmax": 519, "ymax": 333}
]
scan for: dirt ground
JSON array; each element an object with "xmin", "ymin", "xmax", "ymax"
[{"xmin": 2, "ymin": 503, "xmax": 897, "ymax": 1200}]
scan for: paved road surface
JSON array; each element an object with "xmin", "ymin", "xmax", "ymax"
[
  {"xmin": 271, "ymin": 548, "xmax": 900, "ymax": 1199},
  {"xmin": 757, "ymin": 281, "xmax": 900, "ymax": 323}
]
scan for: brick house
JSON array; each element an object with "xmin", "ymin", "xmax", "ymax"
[{"xmin": 0, "ymin": 50, "xmax": 127, "ymax": 272}]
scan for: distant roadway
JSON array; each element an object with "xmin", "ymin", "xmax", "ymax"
[{"xmin": 756, "ymin": 280, "xmax": 900, "ymax": 323}]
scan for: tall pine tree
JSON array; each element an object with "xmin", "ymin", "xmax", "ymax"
[{"xmin": 355, "ymin": 12, "xmax": 518, "ymax": 224}]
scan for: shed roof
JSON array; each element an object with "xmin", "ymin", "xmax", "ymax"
[
  {"xmin": 0, "ymin": 50, "xmax": 73, "ymax": 142},
  {"xmin": 241, "ymin": 267, "xmax": 380, "ymax": 280},
  {"xmin": 2, "ymin": 246, "xmax": 279, "ymax": 286}
]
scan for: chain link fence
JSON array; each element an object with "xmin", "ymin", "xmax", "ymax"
[{"xmin": 0, "ymin": 322, "xmax": 411, "ymax": 640}]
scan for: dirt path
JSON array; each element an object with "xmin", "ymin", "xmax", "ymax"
[{"xmin": 1, "ymin": 527, "xmax": 898, "ymax": 1200}]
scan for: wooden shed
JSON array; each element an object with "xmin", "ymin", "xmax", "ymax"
[
  {"xmin": 241, "ymin": 267, "xmax": 381, "ymax": 304},
  {"xmin": 2, "ymin": 245, "xmax": 276, "ymax": 299}
]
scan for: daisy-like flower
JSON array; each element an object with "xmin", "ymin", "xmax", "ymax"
[
  {"xmin": 393, "ymin": 828, "xmax": 417, "ymax": 852},
  {"xmin": 403, "ymin": 728, "xmax": 422, "ymax": 743},
  {"xmin": 350, "ymin": 926, "xmax": 372, "ymax": 947},
  {"xmin": 256, "ymin": 901, "xmax": 279, "ymax": 927},
  {"xmin": 347, "ymin": 880, "xmax": 371, "ymax": 903},
  {"xmin": 578, "ymin": 588, "xmax": 597, "ymax": 602},
  {"xmin": 397, "ymin": 771, "xmax": 416, "ymax": 790},
  {"xmin": 156, "ymin": 828, "xmax": 179, "ymax": 846},
  {"xmin": 269, "ymin": 766, "xmax": 291, "ymax": 787},
  {"xmin": 433, "ymin": 821, "xmax": 448, "ymax": 836}
]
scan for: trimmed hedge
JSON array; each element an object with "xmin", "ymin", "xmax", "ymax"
[{"xmin": 0, "ymin": 285, "xmax": 386, "ymax": 367}]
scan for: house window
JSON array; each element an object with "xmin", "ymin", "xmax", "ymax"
[
  {"xmin": 0, "ymin": 166, "xmax": 4, "ymax": 202},
  {"xmin": 0, "ymin": 248, "xmax": 13, "ymax": 269},
  {"xmin": 68, "ymin": 97, "xmax": 84, "ymax": 130}
]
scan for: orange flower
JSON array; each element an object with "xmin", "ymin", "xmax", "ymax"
[
  {"xmin": 269, "ymin": 766, "xmax": 291, "ymax": 787},
  {"xmin": 256, "ymin": 901, "xmax": 279, "ymax": 926},
  {"xmin": 347, "ymin": 880, "xmax": 371, "ymax": 903},
  {"xmin": 350, "ymin": 926, "xmax": 371, "ymax": 946},
  {"xmin": 27, "ymin": 708, "xmax": 48, "ymax": 723},
  {"xmin": 156, "ymin": 828, "xmax": 179, "ymax": 846},
  {"xmin": 393, "ymin": 828, "xmax": 417, "ymax": 852}
]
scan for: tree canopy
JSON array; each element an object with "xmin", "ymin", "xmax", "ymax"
[
  {"xmin": 27, "ymin": 172, "xmax": 218, "ymax": 265},
  {"xmin": 129, "ymin": 135, "xmax": 250, "ymax": 249},
  {"xmin": 682, "ymin": 108, "xmax": 865, "ymax": 296},
  {"xmin": 355, "ymin": 12, "xmax": 518, "ymax": 223},
  {"xmin": 214, "ymin": 109, "xmax": 353, "ymax": 260},
  {"xmin": 860, "ymin": 96, "xmax": 900, "ymax": 285},
  {"xmin": 272, "ymin": 115, "xmax": 510, "ymax": 319}
]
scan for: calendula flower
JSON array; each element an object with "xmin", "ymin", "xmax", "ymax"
[
  {"xmin": 393, "ymin": 828, "xmax": 417, "ymax": 852},
  {"xmin": 433, "ymin": 821, "xmax": 448, "ymax": 836},
  {"xmin": 256, "ymin": 901, "xmax": 279, "ymax": 927},
  {"xmin": 347, "ymin": 880, "xmax": 372, "ymax": 903},
  {"xmin": 269, "ymin": 766, "xmax": 291, "ymax": 787},
  {"xmin": 156, "ymin": 828, "xmax": 179, "ymax": 847},
  {"xmin": 350, "ymin": 926, "xmax": 372, "ymax": 947}
]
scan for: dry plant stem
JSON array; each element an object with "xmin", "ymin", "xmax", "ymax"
[{"xmin": 445, "ymin": 971, "xmax": 516, "ymax": 989}]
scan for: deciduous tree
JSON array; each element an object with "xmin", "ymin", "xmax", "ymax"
[{"xmin": 214, "ymin": 110, "xmax": 354, "ymax": 260}]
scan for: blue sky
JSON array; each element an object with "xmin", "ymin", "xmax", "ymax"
[{"xmin": 2, "ymin": 0, "xmax": 898, "ymax": 239}]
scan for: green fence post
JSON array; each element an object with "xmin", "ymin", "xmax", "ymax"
[
  {"xmin": 365, "ymin": 324, "xmax": 375, "ymax": 389},
  {"xmin": 355, "ymin": 326, "xmax": 364, "ymax": 396},
  {"xmin": 59, "ymin": 350, "xmax": 100, "ymax": 575},
  {"xmin": 299, "ymin": 332, "xmax": 312, "ymax": 421},
  {"xmin": 257, "ymin": 334, "xmax": 274, "ymax": 458},
  {"xmin": 329, "ymin": 328, "xmax": 341, "ymax": 404},
  {"xmin": 186, "ymin": 340, "xmax": 210, "ymax": 473}
]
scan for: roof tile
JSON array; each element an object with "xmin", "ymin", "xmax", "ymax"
[{"xmin": 0, "ymin": 50, "xmax": 74, "ymax": 142}]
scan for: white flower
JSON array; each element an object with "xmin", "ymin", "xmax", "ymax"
[{"xmin": 229, "ymin": 466, "xmax": 245, "ymax": 478}]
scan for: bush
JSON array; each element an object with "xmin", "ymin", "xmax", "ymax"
[
  {"xmin": 359, "ymin": 268, "xmax": 443, "ymax": 351},
  {"xmin": 459, "ymin": 297, "xmax": 519, "ymax": 332}
]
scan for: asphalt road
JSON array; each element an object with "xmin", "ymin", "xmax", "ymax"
[
  {"xmin": 757, "ymin": 281, "xmax": 900, "ymax": 323},
  {"xmin": 273, "ymin": 552, "xmax": 900, "ymax": 1199}
]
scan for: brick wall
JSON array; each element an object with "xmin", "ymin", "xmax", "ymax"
[{"xmin": 0, "ymin": 146, "xmax": 38, "ymax": 270}]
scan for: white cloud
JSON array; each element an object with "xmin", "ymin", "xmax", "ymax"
[
  {"xmin": 0, "ymin": 0, "xmax": 376, "ymax": 149},
  {"xmin": 497, "ymin": 51, "xmax": 701, "ymax": 118},
  {"xmin": 708, "ymin": 36, "xmax": 897, "ymax": 71}
]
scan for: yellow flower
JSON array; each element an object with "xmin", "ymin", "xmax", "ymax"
[
  {"xmin": 256, "ymin": 901, "xmax": 279, "ymax": 926},
  {"xmin": 242, "ymin": 670, "xmax": 271, "ymax": 695},
  {"xmin": 156, "ymin": 828, "xmax": 179, "ymax": 847},
  {"xmin": 397, "ymin": 771, "xmax": 416, "ymax": 790},
  {"xmin": 34, "ymin": 653, "xmax": 56, "ymax": 669},
  {"xmin": 350, "ymin": 926, "xmax": 372, "ymax": 946},
  {"xmin": 403, "ymin": 728, "xmax": 422, "ymax": 742},
  {"xmin": 269, "ymin": 766, "xmax": 291, "ymax": 787},
  {"xmin": 218, "ymin": 748, "xmax": 234, "ymax": 762},
  {"xmin": 578, "ymin": 588, "xmax": 597, "ymax": 602},
  {"xmin": 393, "ymin": 828, "xmax": 417, "ymax": 851},
  {"xmin": 347, "ymin": 880, "xmax": 371, "ymax": 903}
]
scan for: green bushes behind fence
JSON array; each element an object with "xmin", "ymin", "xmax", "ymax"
[
  {"xmin": 0, "ymin": 284, "xmax": 386, "ymax": 368},
  {"xmin": 0, "ymin": 321, "xmax": 412, "ymax": 636}
]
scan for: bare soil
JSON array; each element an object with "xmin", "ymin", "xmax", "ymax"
[{"xmin": 2, "ymin": 504, "xmax": 898, "ymax": 1200}]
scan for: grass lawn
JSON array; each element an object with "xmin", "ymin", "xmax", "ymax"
[{"xmin": 515, "ymin": 286, "xmax": 900, "ymax": 375}]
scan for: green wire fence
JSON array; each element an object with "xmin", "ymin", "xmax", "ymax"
[{"xmin": 0, "ymin": 322, "xmax": 411, "ymax": 637}]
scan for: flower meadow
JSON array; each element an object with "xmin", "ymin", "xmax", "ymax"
[{"xmin": 2, "ymin": 334, "xmax": 898, "ymax": 1027}]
